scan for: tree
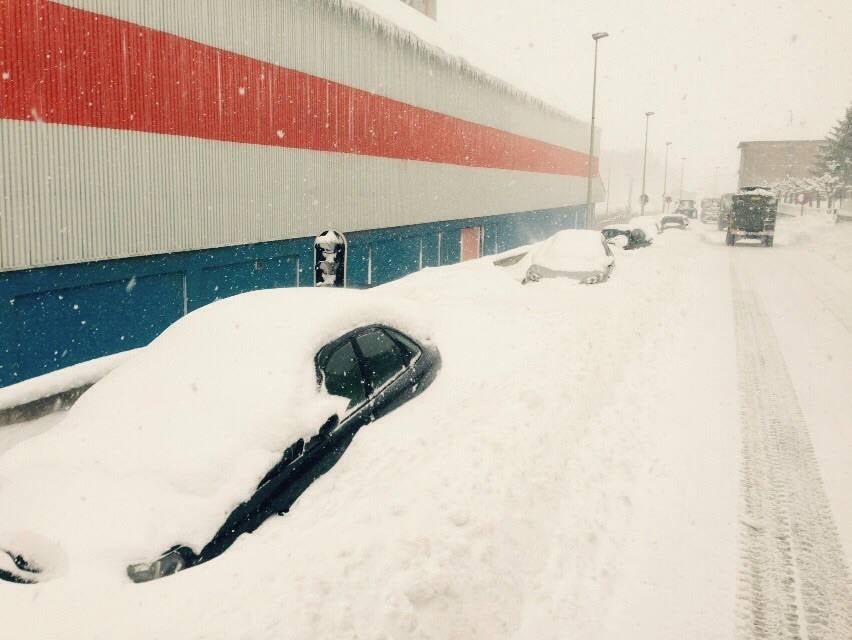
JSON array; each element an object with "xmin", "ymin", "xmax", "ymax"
[{"xmin": 814, "ymin": 103, "xmax": 852, "ymax": 191}]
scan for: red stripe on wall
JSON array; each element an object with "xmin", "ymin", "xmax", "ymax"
[{"xmin": 0, "ymin": 0, "xmax": 597, "ymax": 176}]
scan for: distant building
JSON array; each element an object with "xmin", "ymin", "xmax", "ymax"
[
  {"xmin": 737, "ymin": 140, "xmax": 824, "ymax": 188},
  {"xmin": 400, "ymin": 0, "xmax": 437, "ymax": 19}
]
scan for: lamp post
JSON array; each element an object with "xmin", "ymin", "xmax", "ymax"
[
  {"xmin": 679, "ymin": 157, "xmax": 686, "ymax": 200},
  {"xmin": 639, "ymin": 111, "xmax": 654, "ymax": 216},
  {"xmin": 584, "ymin": 32, "xmax": 608, "ymax": 230},
  {"xmin": 662, "ymin": 141, "xmax": 672, "ymax": 212}
]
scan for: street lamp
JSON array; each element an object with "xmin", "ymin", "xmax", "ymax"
[
  {"xmin": 679, "ymin": 157, "xmax": 686, "ymax": 200},
  {"xmin": 584, "ymin": 31, "xmax": 608, "ymax": 230},
  {"xmin": 640, "ymin": 111, "xmax": 654, "ymax": 215},
  {"xmin": 662, "ymin": 141, "xmax": 672, "ymax": 212}
]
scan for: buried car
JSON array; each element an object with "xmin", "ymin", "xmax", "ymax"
[
  {"xmin": 523, "ymin": 230, "xmax": 615, "ymax": 284},
  {"xmin": 601, "ymin": 225, "xmax": 653, "ymax": 250},
  {"xmin": 660, "ymin": 211, "xmax": 689, "ymax": 231},
  {"xmin": 0, "ymin": 289, "xmax": 439, "ymax": 585}
]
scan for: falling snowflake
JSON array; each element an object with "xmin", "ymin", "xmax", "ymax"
[
  {"xmin": 1, "ymin": 71, "xmax": 10, "ymax": 81},
  {"xmin": 126, "ymin": 276, "xmax": 137, "ymax": 293},
  {"xmin": 276, "ymin": 129, "xmax": 286, "ymax": 139},
  {"xmin": 238, "ymin": 87, "xmax": 246, "ymax": 96}
]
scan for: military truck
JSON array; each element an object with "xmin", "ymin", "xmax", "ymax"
[{"xmin": 724, "ymin": 187, "xmax": 777, "ymax": 247}]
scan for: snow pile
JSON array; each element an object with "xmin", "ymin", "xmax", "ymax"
[
  {"xmin": 9, "ymin": 220, "xmax": 835, "ymax": 638},
  {"xmin": 0, "ymin": 288, "xmax": 433, "ymax": 579},
  {"xmin": 0, "ymin": 350, "xmax": 137, "ymax": 412},
  {"xmin": 529, "ymin": 229, "xmax": 611, "ymax": 274}
]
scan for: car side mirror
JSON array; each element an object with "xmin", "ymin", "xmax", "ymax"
[{"xmin": 319, "ymin": 414, "xmax": 339, "ymax": 437}]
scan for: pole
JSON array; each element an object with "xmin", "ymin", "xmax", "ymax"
[
  {"xmin": 627, "ymin": 176, "xmax": 633, "ymax": 214},
  {"xmin": 605, "ymin": 168, "xmax": 611, "ymax": 218},
  {"xmin": 679, "ymin": 157, "xmax": 686, "ymax": 200},
  {"xmin": 640, "ymin": 111, "xmax": 654, "ymax": 216},
  {"xmin": 585, "ymin": 33, "xmax": 608, "ymax": 230},
  {"xmin": 662, "ymin": 141, "xmax": 671, "ymax": 212}
]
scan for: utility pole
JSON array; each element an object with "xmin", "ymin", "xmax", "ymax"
[
  {"xmin": 662, "ymin": 141, "xmax": 672, "ymax": 213},
  {"xmin": 640, "ymin": 111, "xmax": 655, "ymax": 215},
  {"xmin": 627, "ymin": 176, "xmax": 634, "ymax": 215},
  {"xmin": 679, "ymin": 157, "xmax": 686, "ymax": 201},
  {"xmin": 584, "ymin": 32, "xmax": 609, "ymax": 230}
]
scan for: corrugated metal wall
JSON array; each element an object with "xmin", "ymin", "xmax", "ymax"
[{"xmin": 0, "ymin": 0, "xmax": 601, "ymax": 273}]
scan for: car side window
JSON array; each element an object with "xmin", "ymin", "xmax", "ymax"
[
  {"xmin": 384, "ymin": 328, "xmax": 422, "ymax": 364},
  {"xmin": 321, "ymin": 341, "xmax": 366, "ymax": 409},
  {"xmin": 355, "ymin": 329, "xmax": 408, "ymax": 393}
]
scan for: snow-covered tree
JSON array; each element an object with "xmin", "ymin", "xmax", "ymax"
[{"xmin": 814, "ymin": 103, "xmax": 852, "ymax": 190}]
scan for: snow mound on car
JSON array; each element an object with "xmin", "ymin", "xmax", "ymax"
[
  {"xmin": 529, "ymin": 229, "xmax": 611, "ymax": 274},
  {"xmin": 0, "ymin": 288, "xmax": 432, "ymax": 579}
]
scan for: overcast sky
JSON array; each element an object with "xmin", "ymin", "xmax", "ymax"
[{"xmin": 437, "ymin": 0, "xmax": 852, "ymax": 202}]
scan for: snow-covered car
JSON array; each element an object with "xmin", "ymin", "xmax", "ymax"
[
  {"xmin": 628, "ymin": 215, "xmax": 662, "ymax": 239},
  {"xmin": 660, "ymin": 212, "xmax": 689, "ymax": 231},
  {"xmin": 523, "ymin": 230, "xmax": 615, "ymax": 284},
  {"xmin": 0, "ymin": 289, "xmax": 440, "ymax": 585},
  {"xmin": 699, "ymin": 197, "xmax": 721, "ymax": 223},
  {"xmin": 674, "ymin": 199, "xmax": 697, "ymax": 218},
  {"xmin": 601, "ymin": 224, "xmax": 653, "ymax": 250}
]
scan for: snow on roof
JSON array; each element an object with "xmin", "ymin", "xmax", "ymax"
[
  {"xmin": 0, "ymin": 288, "xmax": 433, "ymax": 576},
  {"xmin": 737, "ymin": 187, "xmax": 775, "ymax": 197},
  {"xmin": 322, "ymin": 0, "xmax": 581, "ymax": 123}
]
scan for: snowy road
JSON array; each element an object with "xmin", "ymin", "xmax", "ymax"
[
  {"xmin": 1, "ymin": 216, "xmax": 851, "ymax": 640},
  {"xmin": 729, "ymin": 223, "xmax": 852, "ymax": 639}
]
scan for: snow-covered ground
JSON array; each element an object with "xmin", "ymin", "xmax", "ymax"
[{"xmin": 1, "ymin": 217, "xmax": 850, "ymax": 639}]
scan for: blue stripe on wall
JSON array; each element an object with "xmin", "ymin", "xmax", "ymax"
[{"xmin": 0, "ymin": 205, "xmax": 584, "ymax": 387}]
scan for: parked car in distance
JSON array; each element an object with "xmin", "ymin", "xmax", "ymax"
[
  {"xmin": 660, "ymin": 211, "xmax": 689, "ymax": 231},
  {"xmin": 700, "ymin": 197, "xmax": 721, "ymax": 223},
  {"xmin": 0, "ymin": 289, "xmax": 440, "ymax": 585},
  {"xmin": 725, "ymin": 187, "xmax": 777, "ymax": 247},
  {"xmin": 523, "ymin": 230, "xmax": 615, "ymax": 284},
  {"xmin": 718, "ymin": 193, "xmax": 735, "ymax": 230},
  {"xmin": 674, "ymin": 199, "xmax": 697, "ymax": 218},
  {"xmin": 601, "ymin": 225, "xmax": 653, "ymax": 250}
]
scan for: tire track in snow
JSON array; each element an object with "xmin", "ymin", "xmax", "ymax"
[{"xmin": 732, "ymin": 261, "xmax": 852, "ymax": 640}]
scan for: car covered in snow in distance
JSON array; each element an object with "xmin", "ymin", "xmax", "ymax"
[
  {"xmin": 601, "ymin": 224, "xmax": 653, "ymax": 250},
  {"xmin": 659, "ymin": 211, "xmax": 689, "ymax": 231},
  {"xmin": 0, "ymin": 289, "xmax": 440, "ymax": 585},
  {"xmin": 522, "ymin": 230, "xmax": 615, "ymax": 284},
  {"xmin": 674, "ymin": 199, "xmax": 697, "ymax": 218},
  {"xmin": 699, "ymin": 197, "xmax": 721, "ymax": 223}
]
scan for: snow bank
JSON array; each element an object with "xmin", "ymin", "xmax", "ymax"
[
  {"xmin": 10, "ymin": 220, "xmax": 829, "ymax": 639},
  {"xmin": 0, "ymin": 288, "xmax": 433, "ymax": 579},
  {"xmin": 0, "ymin": 350, "xmax": 137, "ymax": 412}
]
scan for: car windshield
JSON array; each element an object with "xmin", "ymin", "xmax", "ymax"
[{"xmin": 1, "ymin": 2, "xmax": 850, "ymax": 638}]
